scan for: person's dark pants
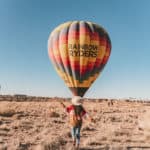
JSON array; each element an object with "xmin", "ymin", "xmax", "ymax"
[{"xmin": 71, "ymin": 126, "xmax": 81, "ymax": 145}]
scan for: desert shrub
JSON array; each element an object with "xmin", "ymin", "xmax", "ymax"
[
  {"xmin": 49, "ymin": 111, "xmax": 60, "ymax": 118},
  {"xmin": 138, "ymin": 109, "xmax": 150, "ymax": 139},
  {"xmin": 82, "ymin": 126, "xmax": 96, "ymax": 131},
  {"xmin": 0, "ymin": 108, "xmax": 16, "ymax": 117},
  {"xmin": 35, "ymin": 137, "xmax": 66, "ymax": 150},
  {"xmin": 0, "ymin": 144, "xmax": 7, "ymax": 150},
  {"xmin": 0, "ymin": 120, "xmax": 2, "ymax": 125}
]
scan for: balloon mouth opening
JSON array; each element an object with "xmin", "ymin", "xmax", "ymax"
[{"xmin": 69, "ymin": 87, "xmax": 89, "ymax": 97}]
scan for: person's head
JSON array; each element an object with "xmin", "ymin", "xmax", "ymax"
[{"xmin": 71, "ymin": 96, "xmax": 83, "ymax": 106}]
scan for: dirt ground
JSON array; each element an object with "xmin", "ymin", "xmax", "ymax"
[{"xmin": 0, "ymin": 98, "xmax": 150, "ymax": 150}]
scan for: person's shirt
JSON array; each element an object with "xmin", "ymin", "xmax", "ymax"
[
  {"xmin": 65, "ymin": 104, "xmax": 89, "ymax": 127},
  {"xmin": 66, "ymin": 104, "xmax": 87, "ymax": 117}
]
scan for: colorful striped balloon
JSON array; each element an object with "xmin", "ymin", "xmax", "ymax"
[{"xmin": 48, "ymin": 21, "xmax": 111, "ymax": 97}]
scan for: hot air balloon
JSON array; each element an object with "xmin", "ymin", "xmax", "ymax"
[{"xmin": 48, "ymin": 21, "xmax": 111, "ymax": 97}]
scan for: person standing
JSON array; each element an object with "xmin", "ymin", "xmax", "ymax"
[{"xmin": 60, "ymin": 96, "xmax": 94, "ymax": 149}]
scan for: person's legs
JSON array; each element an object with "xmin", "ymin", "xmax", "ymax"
[
  {"xmin": 71, "ymin": 127, "xmax": 76, "ymax": 146},
  {"xmin": 75, "ymin": 126, "xmax": 81, "ymax": 148}
]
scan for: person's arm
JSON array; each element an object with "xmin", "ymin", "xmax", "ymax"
[
  {"xmin": 84, "ymin": 113, "xmax": 95, "ymax": 123},
  {"xmin": 82, "ymin": 108, "xmax": 95, "ymax": 123},
  {"xmin": 60, "ymin": 102, "xmax": 73, "ymax": 114}
]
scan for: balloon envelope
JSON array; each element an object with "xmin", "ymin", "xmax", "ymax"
[{"xmin": 48, "ymin": 21, "xmax": 111, "ymax": 97}]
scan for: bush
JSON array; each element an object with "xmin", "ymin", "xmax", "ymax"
[{"xmin": 0, "ymin": 108, "xmax": 16, "ymax": 117}]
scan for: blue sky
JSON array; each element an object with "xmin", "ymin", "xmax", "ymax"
[{"xmin": 0, "ymin": 0, "xmax": 150, "ymax": 99}]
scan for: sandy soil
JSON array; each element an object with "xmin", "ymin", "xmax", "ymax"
[{"xmin": 0, "ymin": 98, "xmax": 150, "ymax": 150}]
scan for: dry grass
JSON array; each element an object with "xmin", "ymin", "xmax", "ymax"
[
  {"xmin": 0, "ymin": 99, "xmax": 150, "ymax": 149},
  {"xmin": 138, "ymin": 109, "xmax": 150, "ymax": 140},
  {"xmin": 49, "ymin": 111, "xmax": 60, "ymax": 118}
]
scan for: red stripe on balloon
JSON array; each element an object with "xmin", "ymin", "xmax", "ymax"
[
  {"xmin": 100, "ymin": 38, "xmax": 106, "ymax": 44},
  {"xmin": 79, "ymin": 27, "xmax": 90, "ymax": 34},
  {"xmin": 51, "ymin": 31, "xmax": 108, "ymax": 46},
  {"xmin": 58, "ymin": 31, "xmax": 101, "ymax": 42},
  {"xmin": 102, "ymin": 56, "xmax": 109, "ymax": 65},
  {"xmin": 94, "ymin": 58, "xmax": 103, "ymax": 67}
]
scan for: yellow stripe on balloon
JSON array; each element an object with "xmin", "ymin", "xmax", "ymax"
[
  {"xmin": 58, "ymin": 44, "xmax": 75, "ymax": 87},
  {"xmin": 98, "ymin": 46, "xmax": 107, "ymax": 59},
  {"xmin": 105, "ymin": 49, "xmax": 111, "ymax": 57},
  {"xmin": 59, "ymin": 45, "xmax": 68, "ymax": 57},
  {"xmin": 55, "ymin": 67, "xmax": 74, "ymax": 87},
  {"xmin": 55, "ymin": 66, "xmax": 101, "ymax": 88}
]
